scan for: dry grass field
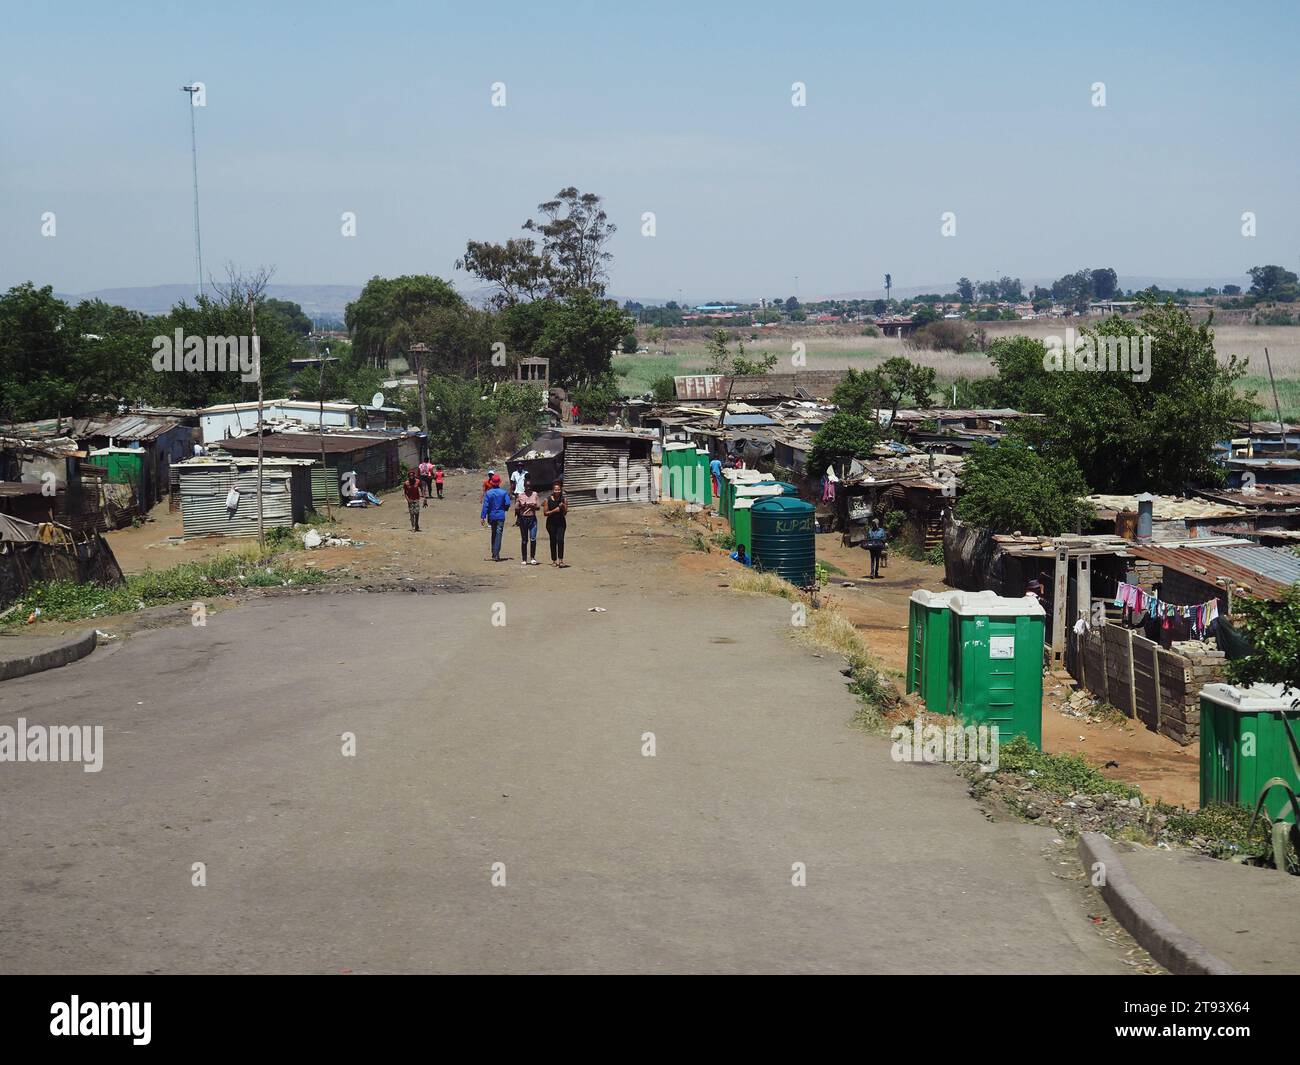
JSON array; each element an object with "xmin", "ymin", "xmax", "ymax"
[{"xmin": 618, "ymin": 319, "xmax": 1300, "ymax": 417}]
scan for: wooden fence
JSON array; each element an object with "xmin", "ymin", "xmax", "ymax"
[{"xmin": 1069, "ymin": 623, "xmax": 1210, "ymax": 745}]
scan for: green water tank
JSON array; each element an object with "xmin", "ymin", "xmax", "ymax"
[
  {"xmin": 750, "ymin": 496, "xmax": 816, "ymax": 587},
  {"xmin": 947, "ymin": 593, "xmax": 1045, "ymax": 747},
  {"xmin": 754, "ymin": 479, "xmax": 800, "ymax": 497},
  {"xmin": 1200, "ymin": 682, "xmax": 1300, "ymax": 822}
]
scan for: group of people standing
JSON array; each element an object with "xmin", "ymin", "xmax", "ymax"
[
  {"xmin": 480, "ymin": 468, "xmax": 570, "ymax": 567},
  {"xmin": 401, "ymin": 461, "xmax": 445, "ymax": 532},
  {"xmin": 707, "ymin": 452, "xmax": 747, "ymax": 499}
]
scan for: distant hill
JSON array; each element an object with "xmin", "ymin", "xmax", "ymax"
[
  {"xmin": 58, "ymin": 283, "xmax": 366, "ymax": 320},
  {"xmin": 56, "ymin": 275, "xmax": 1256, "ymax": 317}
]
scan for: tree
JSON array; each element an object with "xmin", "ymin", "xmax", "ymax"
[
  {"xmin": 912, "ymin": 304, "xmax": 940, "ymax": 326},
  {"xmin": 831, "ymin": 360, "xmax": 935, "ymax": 423},
  {"xmin": 1223, "ymin": 284, "xmax": 1242, "ymax": 296},
  {"xmin": 454, "ymin": 239, "xmax": 551, "ymax": 309},
  {"xmin": 651, "ymin": 374, "xmax": 677, "ymax": 403},
  {"xmin": 909, "ymin": 320, "xmax": 968, "ymax": 353},
  {"xmin": 1090, "ymin": 268, "xmax": 1119, "ymax": 301},
  {"xmin": 0, "ymin": 284, "xmax": 153, "ymax": 422},
  {"xmin": 621, "ymin": 333, "xmax": 638, "ymax": 355},
  {"xmin": 1227, "ymin": 587, "xmax": 1300, "ymax": 702},
  {"xmin": 344, "ymin": 275, "xmax": 463, "ymax": 367},
  {"xmin": 523, "ymin": 187, "xmax": 616, "ymax": 298},
  {"xmin": 262, "ymin": 298, "xmax": 312, "ymax": 337},
  {"xmin": 956, "ymin": 277, "xmax": 975, "ymax": 303},
  {"xmin": 955, "ymin": 439, "xmax": 1094, "ymax": 535},
  {"xmin": 982, "ymin": 303, "xmax": 1254, "ymax": 493},
  {"xmin": 808, "ymin": 412, "xmax": 883, "ymax": 477},
  {"xmin": 1248, "ymin": 265, "xmax": 1300, "ymax": 302},
  {"xmin": 996, "ymin": 276, "xmax": 1024, "ymax": 302},
  {"xmin": 569, "ymin": 374, "xmax": 620, "ymax": 425},
  {"xmin": 532, "ymin": 292, "xmax": 632, "ymax": 388},
  {"xmin": 705, "ymin": 329, "xmax": 731, "ymax": 374}
]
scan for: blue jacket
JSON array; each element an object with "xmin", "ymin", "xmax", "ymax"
[{"xmin": 481, "ymin": 487, "xmax": 511, "ymax": 521}]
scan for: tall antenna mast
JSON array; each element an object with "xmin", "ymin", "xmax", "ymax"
[{"xmin": 181, "ymin": 85, "xmax": 204, "ymax": 299}]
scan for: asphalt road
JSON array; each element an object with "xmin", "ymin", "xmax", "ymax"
[{"xmin": 0, "ymin": 573, "xmax": 1135, "ymax": 974}]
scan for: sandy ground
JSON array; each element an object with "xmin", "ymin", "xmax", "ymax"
[{"xmin": 101, "ymin": 473, "xmax": 1203, "ymax": 810}]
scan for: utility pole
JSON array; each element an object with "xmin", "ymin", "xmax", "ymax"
[
  {"xmin": 1264, "ymin": 347, "xmax": 1286, "ymax": 450},
  {"xmin": 318, "ymin": 347, "xmax": 332, "ymax": 520},
  {"xmin": 250, "ymin": 295, "xmax": 264, "ymax": 549},
  {"xmin": 180, "ymin": 85, "xmax": 204, "ymax": 299}
]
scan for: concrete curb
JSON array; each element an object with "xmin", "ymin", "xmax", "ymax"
[
  {"xmin": 0, "ymin": 629, "xmax": 98, "ymax": 682},
  {"xmin": 1078, "ymin": 832, "xmax": 1239, "ymax": 975}
]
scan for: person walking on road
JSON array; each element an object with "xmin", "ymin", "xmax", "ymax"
[
  {"xmin": 544, "ymin": 479, "xmax": 569, "ymax": 567},
  {"xmin": 434, "ymin": 464, "xmax": 444, "ymax": 499},
  {"xmin": 403, "ymin": 470, "xmax": 423, "ymax": 532},
  {"xmin": 510, "ymin": 466, "xmax": 527, "ymax": 496},
  {"xmin": 866, "ymin": 518, "xmax": 887, "ymax": 578},
  {"xmin": 480, "ymin": 474, "xmax": 511, "ymax": 561},
  {"xmin": 514, "ymin": 478, "xmax": 541, "ymax": 566},
  {"xmin": 418, "ymin": 459, "xmax": 434, "ymax": 499}
]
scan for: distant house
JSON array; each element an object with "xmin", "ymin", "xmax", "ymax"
[{"xmin": 199, "ymin": 399, "xmax": 360, "ymax": 444}]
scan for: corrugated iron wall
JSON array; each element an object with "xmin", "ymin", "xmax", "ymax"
[
  {"xmin": 562, "ymin": 439, "xmax": 654, "ymax": 506},
  {"xmin": 179, "ymin": 466, "xmax": 293, "ymax": 537}
]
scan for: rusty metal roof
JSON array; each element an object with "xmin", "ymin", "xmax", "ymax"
[
  {"xmin": 88, "ymin": 414, "xmax": 184, "ymax": 441},
  {"xmin": 1127, "ymin": 544, "xmax": 1298, "ymax": 601},
  {"xmin": 1195, "ymin": 484, "xmax": 1300, "ymax": 509}
]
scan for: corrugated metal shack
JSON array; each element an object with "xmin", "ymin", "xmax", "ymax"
[
  {"xmin": 82, "ymin": 414, "xmax": 194, "ymax": 511},
  {"xmin": 557, "ymin": 428, "xmax": 657, "ymax": 507},
  {"xmin": 217, "ymin": 429, "xmax": 425, "ymax": 506},
  {"xmin": 176, "ymin": 457, "xmax": 314, "ymax": 537},
  {"xmin": 838, "ymin": 450, "xmax": 964, "ymax": 549}
]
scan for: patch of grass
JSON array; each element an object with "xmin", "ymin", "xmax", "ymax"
[
  {"xmin": 820, "ymin": 561, "xmax": 846, "ymax": 576},
  {"xmin": 726, "ymin": 568, "xmax": 900, "ymax": 726},
  {"xmin": 689, "ymin": 530, "xmax": 711, "ymax": 553},
  {"xmin": 1161, "ymin": 802, "xmax": 1261, "ymax": 860},
  {"xmin": 711, "ymin": 530, "xmax": 736, "ymax": 551},
  {"xmin": 612, "ymin": 354, "xmax": 689, "ymax": 395},
  {"xmin": 264, "ymin": 525, "xmax": 301, "ymax": 551},
  {"xmin": 2, "ymin": 550, "xmax": 330, "ymax": 627},
  {"xmin": 995, "ymin": 736, "xmax": 1143, "ymax": 800},
  {"xmin": 1238, "ymin": 375, "xmax": 1300, "ymax": 422}
]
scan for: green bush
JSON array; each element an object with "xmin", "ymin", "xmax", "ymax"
[{"xmin": 1, "ymin": 552, "xmax": 329, "ymax": 627}]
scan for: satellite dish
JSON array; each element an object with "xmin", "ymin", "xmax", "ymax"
[{"xmin": 371, "ymin": 391, "xmax": 385, "ymax": 408}]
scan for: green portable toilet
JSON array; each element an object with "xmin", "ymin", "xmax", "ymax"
[
  {"xmin": 732, "ymin": 484, "xmax": 782, "ymax": 531},
  {"xmin": 750, "ymin": 496, "xmax": 816, "ymax": 587},
  {"xmin": 907, "ymin": 589, "xmax": 996, "ymax": 714},
  {"xmin": 1200, "ymin": 682, "xmax": 1300, "ymax": 822},
  {"xmin": 947, "ymin": 592, "xmax": 1046, "ymax": 747},
  {"xmin": 695, "ymin": 449, "xmax": 712, "ymax": 506},
  {"xmin": 661, "ymin": 443, "xmax": 693, "ymax": 500},
  {"xmin": 726, "ymin": 469, "xmax": 765, "ymax": 520},
  {"xmin": 731, "ymin": 496, "xmax": 755, "ymax": 553}
]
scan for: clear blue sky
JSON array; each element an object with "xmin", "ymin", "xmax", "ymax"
[{"xmin": 2, "ymin": 0, "xmax": 1296, "ymax": 300}]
